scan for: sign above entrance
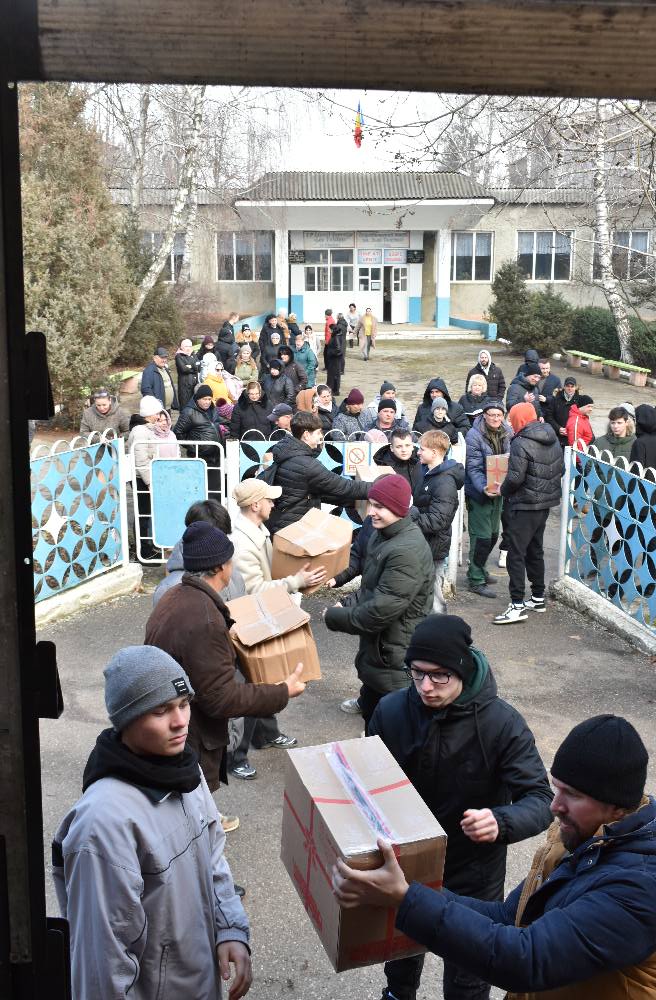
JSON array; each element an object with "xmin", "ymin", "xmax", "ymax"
[
  {"xmin": 406, "ymin": 250, "xmax": 425, "ymax": 264},
  {"xmin": 304, "ymin": 231, "xmax": 354, "ymax": 249},
  {"xmin": 357, "ymin": 249, "xmax": 383, "ymax": 265},
  {"xmin": 383, "ymin": 248, "xmax": 407, "ymax": 264},
  {"xmin": 289, "ymin": 250, "xmax": 306, "ymax": 264},
  {"xmin": 357, "ymin": 231, "xmax": 410, "ymax": 249}
]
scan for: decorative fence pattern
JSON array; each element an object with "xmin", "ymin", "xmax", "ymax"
[
  {"xmin": 31, "ymin": 437, "xmax": 125, "ymax": 603},
  {"xmin": 564, "ymin": 446, "xmax": 656, "ymax": 629}
]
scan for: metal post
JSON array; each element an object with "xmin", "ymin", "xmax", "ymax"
[{"xmin": 558, "ymin": 446, "xmax": 573, "ymax": 579}]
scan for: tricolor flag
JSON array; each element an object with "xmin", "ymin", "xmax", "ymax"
[{"xmin": 354, "ymin": 102, "xmax": 363, "ymax": 148}]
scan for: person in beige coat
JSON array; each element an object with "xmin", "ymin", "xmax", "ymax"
[{"xmin": 227, "ymin": 479, "xmax": 326, "ymax": 779}]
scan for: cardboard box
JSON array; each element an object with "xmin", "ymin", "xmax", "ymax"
[
  {"xmin": 271, "ymin": 508, "xmax": 353, "ymax": 592},
  {"xmin": 281, "ymin": 736, "xmax": 446, "ymax": 972},
  {"xmin": 227, "ymin": 588, "xmax": 322, "ymax": 684},
  {"xmin": 486, "ymin": 453, "xmax": 509, "ymax": 490},
  {"xmin": 354, "ymin": 464, "xmax": 395, "ymax": 519}
]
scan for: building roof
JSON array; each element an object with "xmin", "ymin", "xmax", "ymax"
[
  {"xmin": 235, "ymin": 171, "xmax": 491, "ymax": 203},
  {"xmin": 490, "ymin": 188, "xmax": 593, "ymax": 205}
]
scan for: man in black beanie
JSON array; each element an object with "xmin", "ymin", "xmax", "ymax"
[
  {"xmin": 367, "ymin": 613, "xmax": 553, "ymax": 1000},
  {"xmin": 335, "ymin": 713, "xmax": 656, "ymax": 1000}
]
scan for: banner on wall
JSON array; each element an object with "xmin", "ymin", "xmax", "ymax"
[
  {"xmin": 303, "ymin": 232, "xmax": 354, "ymax": 249},
  {"xmin": 357, "ymin": 249, "xmax": 383, "ymax": 265},
  {"xmin": 357, "ymin": 231, "xmax": 410, "ymax": 249},
  {"xmin": 383, "ymin": 248, "xmax": 407, "ymax": 264}
]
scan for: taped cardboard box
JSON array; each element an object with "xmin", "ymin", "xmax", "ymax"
[
  {"xmin": 486, "ymin": 453, "xmax": 509, "ymax": 490},
  {"xmin": 354, "ymin": 464, "xmax": 394, "ymax": 519},
  {"xmin": 227, "ymin": 588, "xmax": 321, "ymax": 684},
  {"xmin": 271, "ymin": 508, "xmax": 352, "ymax": 593},
  {"xmin": 281, "ymin": 736, "xmax": 446, "ymax": 972}
]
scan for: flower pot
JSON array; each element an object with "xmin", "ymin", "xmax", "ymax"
[
  {"xmin": 629, "ymin": 370, "xmax": 648, "ymax": 387},
  {"xmin": 589, "ymin": 360, "xmax": 603, "ymax": 375}
]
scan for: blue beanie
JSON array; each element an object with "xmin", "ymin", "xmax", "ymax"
[{"xmin": 182, "ymin": 521, "xmax": 234, "ymax": 571}]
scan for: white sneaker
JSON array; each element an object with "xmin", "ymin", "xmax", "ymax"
[
  {"xmin": 524, "ymin": 596, "xmax": 546, "ymax": 613},
  {"xmin": 498, "ymin": 550, "xmax": 507, "ymax": 568},
  {"xmin": 340, "ymin": 697, "xmax": 362, "ymax": 715},
  {"xmin": 493, "ymin": 602, "xmax": 528, "ymax": 625}
]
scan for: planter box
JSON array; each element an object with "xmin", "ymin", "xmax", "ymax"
[
  {"xmin": 603, "ymin": 364, "xmax": 621, "ymax": 380},
  {"xmin": 119, "ymin": 374, "xmax": 139, "ymax": 394},
  {"xmin": 568, "ymin": 354, "xmax": 582, "ymax": 368},
  {"xmin": 589, "ymin": 360, "xmax": 603, "ymax": 375},
  {"xmin": 630, "ymin": 370, "xmax": 648, "ymax": 387}
]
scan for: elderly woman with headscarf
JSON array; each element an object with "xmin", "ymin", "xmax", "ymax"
[
  {"xmin": 200, "ymin": 353, "xmax": 231, "ymax": 404},
  {"xmin": 127, "ymin": 396, "xmax": 180, "ymax": 560}
]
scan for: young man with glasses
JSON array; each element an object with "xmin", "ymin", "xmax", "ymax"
[{"xmin": 367, "ymin": 613, "xmax": 553, "ymax": 1000}]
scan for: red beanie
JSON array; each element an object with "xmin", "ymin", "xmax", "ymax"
[
  {"xmin": 508, "ymin": 402, "xmax": 537, "ymax": 434},
  {"xmin": 368, "ymin": 474, "xmax": 412, "ymax": 517}
]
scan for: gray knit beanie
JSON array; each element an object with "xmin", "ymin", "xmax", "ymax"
[
  {"xmin": 431, "ymin": 397, "xmax": 448, "ymax": 412},
  {"xmin": 104, "ymin": 645, "xmax": 194, "ymax": 732}
]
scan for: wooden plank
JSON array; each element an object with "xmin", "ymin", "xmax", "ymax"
[{"xmin": 29, "ymin": 0, "xmax": 656, "ymax": 98}]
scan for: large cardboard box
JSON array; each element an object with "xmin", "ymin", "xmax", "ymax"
[
  {"xmin": 227, "ymin": 588, "xmax": 321, "ymax": 684},
  {"xmin": 486, "ymin": 453, "xmax": 509, "ymax": 490},
  {"xmin": 354, "ymin": 464, "xmax": 394, "ymax": 519},
  {"xmin": 281, "ymin": 736, "xmax": 446, "ymax": 972},
  {"xmin": 271, "ymin": 508, "xmax": 353, "ymax": 592}
]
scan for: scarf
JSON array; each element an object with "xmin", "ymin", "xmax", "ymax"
[{"xmin": 82, "ymin": 727, "xmax": 201, "ymax": 794}]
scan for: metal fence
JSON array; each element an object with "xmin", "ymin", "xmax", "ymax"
[
  {"xmin": 561, "ymin": 444, "xmax": 656, "ymax": 629},
  {"xmin": 30, "ymin": 434, "xmax": 128, "ymax": 602}
]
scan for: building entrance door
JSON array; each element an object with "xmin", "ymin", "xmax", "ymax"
[
  {"xmin": 391, "ymin": 266, "xmax": 408, "ymax": 323},
  {"xmin": 383, "ymin": 266, "xmax": 392, "ymax": 321}
]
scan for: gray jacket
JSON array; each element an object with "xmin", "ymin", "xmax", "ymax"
[
  {"xmin": 152, "ymin": 539, "xmax": 246, "ymax": 606},
  {"xmin": 53, "ymin": 772, "xmax": 249, "ymax": 999}
]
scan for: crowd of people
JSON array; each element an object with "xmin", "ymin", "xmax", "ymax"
[{"xmin": 54, "ymin": 318, "xmax": 656, "ymax": 999}]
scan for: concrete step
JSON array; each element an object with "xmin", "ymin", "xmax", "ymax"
[{"xmin": 374, "ymin": 327, "xmax": 485, "ymax": 341}]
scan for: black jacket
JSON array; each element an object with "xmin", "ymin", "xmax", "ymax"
[
  {"xmin": 317, "ymin": 402, "xmax": 338, "ymax": 433},
  {"xmin": 544, "ymin": 388, "xmax": 579, "ymax": 445},
  {"xmin": 505, "ymin": 375, "xmax": 542, "ymax": 416},
  {"xmin": 515, "ymin": 348, "xmax": 540, "ymax": 377},
  {"xmin": 410, "ymin": 458, "xmax": 464, "ymax": 561},
  {"xmin": 259, "ymin": 341, "xmax": 281, "ymax": 375},
  {"xmin": 369, "ymin": 659, "xmax": 553, "ymax": 896},
  {"xmin": 215, "ymin": 322, "xmax": 236, "ymax": 366},
  {"xmin": 261, "ymin": 372, "xmax": 295, "ymax": 408},
  {"xmin": 458, "ymin": 391, "xmax": 487, "ymax": 427},
  {"xmin": 266, "ymin": 434, "xmax": 370, "ymax": 534},
  {"xmin": 413, "ymin": 378, "xmax": 470, "ymax": 434},
  {"xmin": 465, "ymin": 361, "xmax": 506, "ymax": 401},
  {"xmin": 374, "ymin": 444, "xmax": 423, "ymax": 491},
  {"xmin": 333, "ymin": 517, "xmax": 375, "ymax": 587},
  {"xmin": 630, "ymin": 404, "xmax": 656, "ymax": 468},
  {"xmin": 279, "ymin": 355, "xmax": 308, "ymax": 393},
  {"xmin": 228, "ymin": 390, "xmax": 270, "ymax": 439},
  {"xmin": 173, "ymin": 400, "xmax": 221, "ymax": 459},
  {"xmin": 174, "ymin": 352, "xmax": 200, "ymax": 409},
  {"xmin": 501, "ymin": 420, "xmax": 563, "ymax": 510}
]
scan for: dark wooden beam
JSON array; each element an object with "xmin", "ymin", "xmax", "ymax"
[{"xmin": 24, "ymin": 0, "xmax": 656, "ymax": 98}]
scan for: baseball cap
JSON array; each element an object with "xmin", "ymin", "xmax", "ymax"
[
  {"xmin": 154, "ymin": 347, "xmax": 169, "ymax": 358},
  {"xmin": 268, "ymin": 403, "xmax": 293, "ymax": 422},
  {"xmin": 233, "ymin": 480, "xmax": 283, "ymax": 506}
]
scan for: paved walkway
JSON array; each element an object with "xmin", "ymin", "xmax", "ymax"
[{"xmin": 38, "ymin": 339, "xmax": 656, "ymax": 999}]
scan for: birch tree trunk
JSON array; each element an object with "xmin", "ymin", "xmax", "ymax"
[
  {"xmin": 118, "ymin": 84, "xmax": 206, "ymax": 338},
  {"xmin": 592, "ymin": 101, "xmax": 634, "ymax": 360},
  {"xmin": 129, "ymin": 86, "xmax": 150, "ymax": 213},
  {"xmin": 178, "ymin": 187, "xmax": 198, "ymax": 283}
]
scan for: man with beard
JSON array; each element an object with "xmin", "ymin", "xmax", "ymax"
[{"xmin": 334, "ymin": 714, "xmax": 656, "ymax": 1000}]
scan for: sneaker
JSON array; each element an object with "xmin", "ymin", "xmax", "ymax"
[
  {"xmin": 340, "ymin": 697, "xmax": 362, "ymax": 715},
  {"xmin": 468, "ymin": 584, "xmax": 497, "ymax": 599},
  {"xmin": 233, "ymin": 884, "xmax": 246, "ymax": 898},
  {"xmin": 493, "ymin": 602, "xmax": 528, "ymax": 625},
  {"xmin": 524, "ymin": 595, "xmax": 546, "ymax": 613},
  {"xmin": 230, "ymin": 764, "xmax": 258, "ymax": 780},
  {"xmin": 483, "ymin": 571, "xmax": 497, "ymax": 585},
  {"xmin": 498, "ymin": 550, "xmax": 507, "ymax": 568},
  {"xmin": 255, "ymin": 734, "xmax": 298, "ymax": 750},
  {"xmin": 221, "ymin": 815, "xmax": 240, "ymax": 833},
  {"xmin": 381, "ymin": 990, "xmax": 412, "ymax": 1000}
]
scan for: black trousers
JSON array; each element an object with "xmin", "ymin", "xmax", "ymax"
[
  {"xmin": 385, "ymin": 952, "xmax": 491, "ymax": 1000},
  {"xmin": 359, "ymin": 683, "xmax": 385, "ymax": 735},
  {"xmin": 231, "ymin": 716, "xmax": 280, "ymax": 766},
  {"xmin": 506, "ymin": 507, "xmax": 550, "ymax": 604},
  {"xmin": 326, "ymin": 361, "xmax": 341, "ymax": 395}
]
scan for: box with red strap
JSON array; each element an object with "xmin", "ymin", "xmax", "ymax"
[{"xmin": 281, "ymin": 735, "xmax": 447, "ymax": 972}]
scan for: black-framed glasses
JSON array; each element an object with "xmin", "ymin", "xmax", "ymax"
[{"xmin": 404, "ymin": 666, "xmax": 453, "ymax": 686}]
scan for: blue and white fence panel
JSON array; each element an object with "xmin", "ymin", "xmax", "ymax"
[
  {"xmin": 562, "ymin": 444, "xmax": 656, "ymax": 630},
  {"xmin": 30, "ymin": 433, "xmax": 128, "ymax": 603}
]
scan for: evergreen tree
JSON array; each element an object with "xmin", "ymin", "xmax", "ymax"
[
  {"xmin": 20, "ymin": 83, "xmax": 134, "ymax": 420},
  {"xmin": 116, "ymin": 211, "xmax": 185, "ymax": 365},
  {"xmin": 488, "ymin": 261, "xmax": 538, "ymax": 351}
]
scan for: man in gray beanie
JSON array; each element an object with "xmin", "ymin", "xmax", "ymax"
[
  {"xmin": 52, "ymin": 645, "xmax": 253, "ymax": 1000},
  {"xmin": 145, "ymin": 521, "xmax": 306, "ymax": 792},
  {"xmin": 334, "ymin": 714, "xmax": 656, "ymax": 1000}
]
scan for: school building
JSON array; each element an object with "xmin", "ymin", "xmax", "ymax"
[{"xmin": 120, "ymin": 171, "xmax": 654, "ymax": 335}]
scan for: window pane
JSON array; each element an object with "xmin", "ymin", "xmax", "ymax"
[
  {"xmin": 255, "ymin": 232, "xmax": 272, "ymax": 281},
  {"xmin": 400, "ymin": 275, "xmax": 407, "ymax": 291},
  {"xmin": 454, "ymin": 232, "xmax": 473, "ymax": 280},
  {"xmin": 305, "ymin": 249, "xmax": 329, "ymax": 265},
  {"xmin": 331, "ymin": 266, "xmax": 342, "ymax": 291},
  {"xmin": 235, "ymin": 232, "xmax": 254, "ymax": 280},
  {"xmin": 474, "ymin": 232, "xmax": 492, "ymax": 281},
  {"xmin": 371, "ymin": 267, "xmax": 381, "ymax": 281},
  {"xmin": 535, "ymin": 231, "xmax": 553, "ymax": 280},
  {"xmin": 217, "ymin": 232, "xmax": 234, "ymax": 280},
  {"xmin": 553, "ymin": 232, "xmax": 572, "ymax": 280},
  {"xmin": 305, "ymin": 268, "xmax": 316, "ymax": 291},
  {"xmin": 517, "ymin": 232, "xmax": 534, "ymax": 278},
  {"xmin": 331, "ymin": 249, "xmax": 353, "ymax": 264},
  {"xmin": 592, "ymin": 245, "xmax": 601, "ymax": 280},
  {"xmin": 629, "ymin": 231, "xmax": 649, "ymax": 279},
  {"xmin": 359, "ymin": 269, "xmax": 369, "ymax": 292},
  {"xmin": 317, "ymin": 267, "xmax": 329, "ymax": 292},
  {"xmin": 342, "ymin": 266, "xmax": 353, "ymax": 291}
]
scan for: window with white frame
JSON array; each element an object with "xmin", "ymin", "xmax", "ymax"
[
  {"xmin": 592, "ymin": 230, "xmax": 651, "ymax": 280},
  {"xmin": 217, "ymin": 231, "xmax": 272, "ymax": 281},
  {"xmin": 517, "ymin": 230, "xmax": 573, "ymax": 281},
  {"xmin": 450, "ymin": 232, "xmax": 493, "ymax": 281},
  {"xmin": 305, "ymin": 249, "xmax": 329, "ymax": 291},
  {"xmin": 330, "ymin": 249, "xmax": 353, "ymax": 291},
  {"xmin": 141, "ymin": 231, "xmax": 186, "ymax": 282}
]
